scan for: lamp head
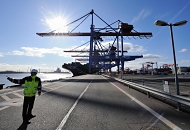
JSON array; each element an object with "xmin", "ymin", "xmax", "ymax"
[
  {"xmin": 154, "ymin": 20, "xmax": 169, "ymax": 26},
  {"xmin": 173, "ymin": 20, "xmax": 187, "ymax": 26}
]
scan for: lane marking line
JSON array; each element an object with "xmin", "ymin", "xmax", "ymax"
[
  {"xmin": 56, "ymin": 80, "xmax": 93, "ymax": 130},
  {"xmin": 109, "ymin": 81, "xmax": 182, "ymax": 130},
  {"xmin": 13, "ymin": 93, "xmax": 24, "ymax": 99},
  {"xmin": 1, "ymin": 95, "xmax": 11, "ymax": 101}
]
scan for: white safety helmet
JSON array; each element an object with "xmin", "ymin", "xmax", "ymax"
[{"xmin": 31, "ymin": 69, "xmax": 38, "ymax": 73}]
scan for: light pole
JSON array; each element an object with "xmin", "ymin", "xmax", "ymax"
[{"xmin": 154, "ymin": 20, "xmax": 187, "ymax": 95}]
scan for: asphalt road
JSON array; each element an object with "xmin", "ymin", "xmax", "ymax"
[{"xmin": 0, "ymin": 75, "xmax": 190, "ymax": 130}]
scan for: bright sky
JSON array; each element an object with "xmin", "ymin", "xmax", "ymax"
[{"xmin": 0, "ymin": 0, "xmax": 190, "ymax": 72}]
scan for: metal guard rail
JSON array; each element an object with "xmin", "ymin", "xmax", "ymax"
[{"xmin": 103, "ymin": 74, "xmax": 190, "ymax": 108}]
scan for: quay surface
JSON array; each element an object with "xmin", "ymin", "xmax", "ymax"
[{"xmin": 0, "ymin": 74, "xmax": 190, "ymax": 130}]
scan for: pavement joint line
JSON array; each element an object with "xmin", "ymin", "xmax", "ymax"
[
  {"xmin": 1, "ymin": 95, "xmax": 11, "ymax": 101},
  {"xmin": 56, "ymin": 78, "xmax": 94, "ymax": 130},
  {"xmin": 107, "ymin": 79, "xmax": 182, "ymax": 130},
  {"xmin": 13, "ymin": 93, "xmax": 24, "ymax": 99}
]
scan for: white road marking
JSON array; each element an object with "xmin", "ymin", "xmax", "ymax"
[
  {"xmin": 0, "ymin": 98, "xmax": 23, "ymax": 107},
  {"xmin": 1, "ymin": 95, "xmax": 11, "ymax": 101},
  {"xmin": 0, "ymin": 106, "xmax": 9, "ymax": 111},
  {"xmin": 13, "ymin": 93, "xmax": 24, "ymax": 98},
  {"xmin": 55, "ymin": 80, "xmax": 93, "ymax": 130},
  {"xmin": 110, "ymin": 82, "xmax": 182, "ymax": 130},
  {"xmin": 42, "ymin": 83, "xmax": 52, "ymax": 86},
  {"xmin": 42, "ymin": 86, "xmax": 54, "ymax": 90},
  {"xmin": 0, "ymin": 89, "xmax": 23, "ymax": 96}
]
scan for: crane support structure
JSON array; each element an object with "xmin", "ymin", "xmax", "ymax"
[{"xmin": 37, "ymin": 9, "xmax": 152, "ymax": 73}]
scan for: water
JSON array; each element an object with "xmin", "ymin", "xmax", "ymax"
[{"xmin": 0, "ymin": 73, "xmax": 73, "ymax": 88}]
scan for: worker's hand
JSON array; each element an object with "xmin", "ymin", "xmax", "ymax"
[
  {"xmin": 38, "ymin": 92, "xmax": 41, "ymax": 96},
  {"xmin": 7, "ymin": 77, "xmax": 13, "ymax": 81}
]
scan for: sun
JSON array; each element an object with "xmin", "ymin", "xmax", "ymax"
[{"xmin": 46, "ymin": 16, "xmax": 68, "ymax": 32}]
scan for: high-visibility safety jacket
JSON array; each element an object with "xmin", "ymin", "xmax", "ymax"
[{"xmin": 11, "ymin": 76, "xmax": 42, "ymax": 97}]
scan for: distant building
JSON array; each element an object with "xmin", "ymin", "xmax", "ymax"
[{"xmin": 54, "ymin": 68, "xmax": 61, "ymax": 73}]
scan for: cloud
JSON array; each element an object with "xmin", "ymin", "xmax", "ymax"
[
  {"xmin": 0, "ymin": 53, "xmax": 3, "ymax": 57},
  {"xmin": 123, "ymin": 61, "xmax": 143, "ymax": 70},
  {"xmin": 142, "ymin": 54, "xmax": 163, "ymax": 60},
  {"xmin": 123, "ymin": 43, "xmax": 146, "ymax": 52},
  {"xmin": 0, "ymin": 63, "xmax": 68, "ymax": 72},
  {"xmin": 7, "ymin": 47, "xmax": 72, "ymax": 57},
  {"xmin": 0, "ymin": 63, "xmax": 32, "ymax": 72},
  {"xmin": 180, "ymin": 60, "xmax": 190, "ymax": 64},
  {"xmin": 131, "ymin": 9, "xmax": 151, "ymax": 24},
  {"xmin": 179, "ymin": 48, "xmax": 188, "ymax": 52}
]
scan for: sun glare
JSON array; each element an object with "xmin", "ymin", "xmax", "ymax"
[{"xmin": 46, "ymin": 16, "xmax": 68, "ymax": 32}]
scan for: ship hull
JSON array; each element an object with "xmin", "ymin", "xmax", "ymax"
[{"xmin": 62, "ymin": 62, "xmax": 100, "ymax": 76}]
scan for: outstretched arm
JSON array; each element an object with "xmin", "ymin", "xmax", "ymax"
[{"xmin": 7, "ymin": 77, "xmax": 25, "ymax": 85}]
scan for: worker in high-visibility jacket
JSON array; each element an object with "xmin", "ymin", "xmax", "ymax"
[{"xmin": 7, "ymin": 69, "xmax": 42, "ymax": 124}]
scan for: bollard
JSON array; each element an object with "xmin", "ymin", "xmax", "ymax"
[{"xmin": 0, "ymin": 84, "xmax": 5, "ymax": 90}]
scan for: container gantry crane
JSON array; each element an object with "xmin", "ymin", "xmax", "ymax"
[
  {"xmin": 162, "ymin": 64, "xmax": 178, "ymax": 69},
  {"xmin": 36, "ymin": 9, "xmax": 152, "ymax": 73}
]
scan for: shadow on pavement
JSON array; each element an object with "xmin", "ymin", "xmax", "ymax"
[{"xmin": 17, "ymin": 123, "xmax": 29, "ymax": 130}]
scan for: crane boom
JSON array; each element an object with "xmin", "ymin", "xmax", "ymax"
[
  {"xmin": 64, "ymin": 50, "xmax": 128, "ymax": 52},
  {"xmin": 36, "ymin": 32, "xmax": 152, "ymax": 37}
]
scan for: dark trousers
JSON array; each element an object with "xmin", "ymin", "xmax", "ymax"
[{"xmin": 22, "ymin": 96, "xmax": 35, "ymax": 121}]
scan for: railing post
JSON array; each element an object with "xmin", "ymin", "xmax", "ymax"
[
  {"xmin": 142, "ymin": 79, "xmax": 144, "ymax": 85},
  {"xmin": 147, "ymin": 92, "xmax": 150, "ymax": 98},
  {"xmin": 177, "ymin": 102, "xmax": 181, "ymax": 111}
]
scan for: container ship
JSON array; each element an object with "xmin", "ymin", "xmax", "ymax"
[{"xmin": 62, "ymin": 62, "xmax": 100, "ymax": 76}]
